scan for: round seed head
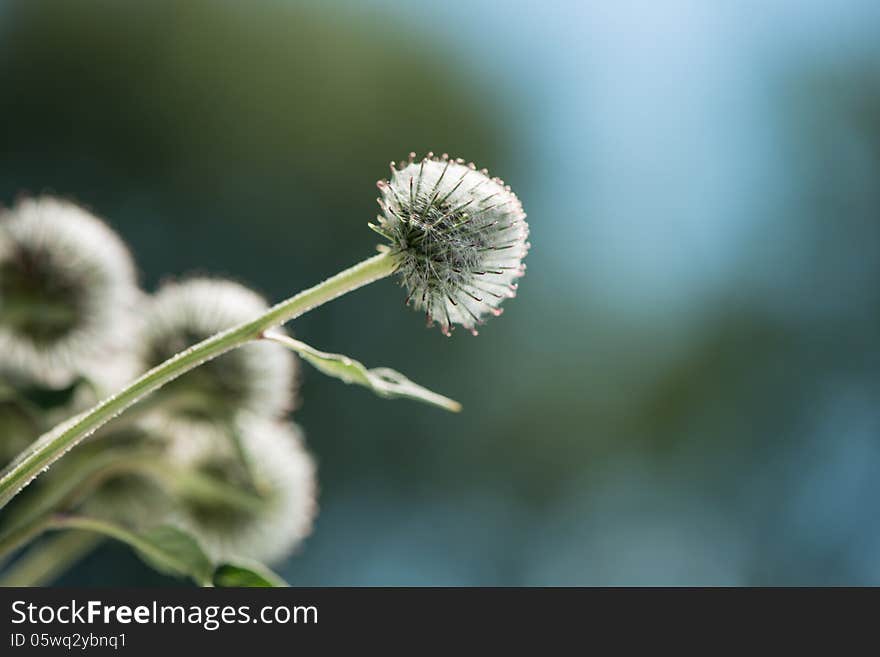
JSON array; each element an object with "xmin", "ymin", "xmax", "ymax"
[
  {"xmin": 139, "ymin": 278, "xmax": 297, "ymax": 421},
  {"xmin": 0, "ymin": 197, "xmax": 139, "ymax": 380},
  {"xmin": 171, "ymin": 417, "xmax": 317, "ymax": 565},
  {"xmin": 373, "ymin": 153, "xmax": 529, "ymax": 336}
]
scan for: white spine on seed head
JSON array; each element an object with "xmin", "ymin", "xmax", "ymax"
[{"xmin": 372, "ymin": 152, "xmax": 529, "ymax": 336}]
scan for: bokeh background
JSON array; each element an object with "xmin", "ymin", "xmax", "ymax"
[{"xmin": 1, "ymin": 0, "xmax": 879, "ymax": 585}]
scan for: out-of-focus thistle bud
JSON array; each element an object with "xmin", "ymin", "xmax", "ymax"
[
  {"xmin": 139, "ymin": 279, "xmax": 296, "ymax": 422},
  {"xmin": 171, "ymin": 416, "xmax": 317, "ymax": 565},
  {"xmin": 83, "ymin": 467, "xmax": 174, "ymax": 528},
  {"xmin": 0, "ymin": 197, "xmax": 139, "ymax": 380},
  {"xmin": 372, "ymin": 153, "xmax": 529, "ymax": 336}
]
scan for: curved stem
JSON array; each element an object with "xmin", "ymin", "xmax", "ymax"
[
  {"xmin": 48, "ymin": 515, "xmax": 161, "ymax": 565},
  {"xmin": 46, "ymin": 514, "xmax": 213, "ymax": 585},
  {"xmin": 0, "ymin": 447, "xmax": 162, "ymax": 544},
  {"xmin": 0, "ymin": 515, "xmax": 53, "ymax": 562},
  {"xmin": 0, "ymin": 450, "xmax": 164, "ymax": 564},
  {"xmin": 0, "ymin": 251, "xmax": 398, "ymax": 510},
  {"xmin": 0, "ymin": 531, "xmax": 102, "ymax": 587},
  {"xmin": 0, "ymin": 450, "xmax": 264, "ymax": 565}
]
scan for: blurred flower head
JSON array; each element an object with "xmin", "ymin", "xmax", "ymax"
[
  {"xmin": 374, "ymin": 153, "xmax": 529, "ymax": 336},
  {"xmin": 139, "ymin": 278, "xmax": 297, "ymax": 422},
  {"xmin": 84, "ymin": 467, "xmax": 174, "ymax": 527},
  {"xmin": 0, "ymin": 196, "xmax": 139, "ymax": 381},
  {"xmin": 171, "ymin": 416, "xmax": 317, "ymax": 565}
]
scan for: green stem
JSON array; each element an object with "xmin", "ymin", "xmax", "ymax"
[
  {"xmin": 0, "ymin": 531, "xmax": 102, "ymax": 587},
  {"xmin": 0, "ymin": 451, "xmax": 263, "ymax": 565},
  {"xmin": 48, "ymin": 515, "xmax": 159, "ymax": 564},
  {"xmin": 47, "ymin": 514, "xmax": 213, "ymax": 585},
  {"xmin": 0, "ymin": 515, "xmax": 53, "ymax": 562},
  {"xmin": 0, "ymin": 251, "xmax": 398, "ymax": 510},
  {"xmin": 0, "ymin": 447, "xmax": 162, "ymax": 544},
  {"xmin": 0, "ymin": 450, "xmax": 163, "ymax": 565}
]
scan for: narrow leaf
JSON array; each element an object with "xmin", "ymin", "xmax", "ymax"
[
  {"xmin": 213, "ymin": 561, "xmax": 288, "ymax": 587},
  {"xmin": 51, "ymin": 516, "xmax": 214, "ymax": 586},
  {"xmin": 263, "ymin": 332, "xmax": 461, "ymax": 412},
  {"xmin": 136, "ymin": 525, "xmax": 215, "ymax": 586}
]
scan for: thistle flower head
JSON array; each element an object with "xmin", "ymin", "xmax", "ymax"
[
  {"xmin": 140, "ymin": 279, "xmax": 296, "ymax": 421},
  {"xmin": 171, "ymin": 417, "xmax": 317, "ymax": 565},
  {"xmin": 0, "ymin": 197, "xmax": 138, "ymax": 379},
  {"xmin": 372, "ymin": 153, "xmax": 529, "ymax": 336}
]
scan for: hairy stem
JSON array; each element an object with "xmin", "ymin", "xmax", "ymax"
[
  {"xmin": 0, "ymin": 447, "xmax": 162, "ymax": 545},
  {"xmin": 0, "ymin": 450, "xmax": 263, "ymax": 565},
  {"xmin": 0, "ymin": 251, "xmax": 398, "ymax": 510}
]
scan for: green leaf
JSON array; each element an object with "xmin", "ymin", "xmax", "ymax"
[
  {"xmin": 135, "ymin": 525, "xmax": 215, "ymax": 585},
  {"xmin": 213, "ymin": 560, "xmax": 288, "ymax": 587},
  {"xmin": 50, "ymin": 516, "xmax": 214, "ymax": 586},
  {"xmin": 263, "ymin": 332, "xmax": 462, "ymax": 413}
]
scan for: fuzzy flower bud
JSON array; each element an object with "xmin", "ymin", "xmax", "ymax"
[
  {"xmin": 170, "ymin": 417, "xmax": 317, "ymax": 565},
  {"xmin": 372, "ymin": 153, "xmax": 529, "ymax": 335},
  {"xmin": 0, "ymin": 197, "xmax": 139, "ymax": 380},
  {"xmin": 139, "ymin": 279, "xmax": 296, "ymax": 422}
]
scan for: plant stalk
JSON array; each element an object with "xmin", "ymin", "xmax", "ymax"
[
  {"xmin": 0, "ymin": 251, "xmax": 398, "ymax": 510},
  {"xmin": 0, "ymin": 531, "xmax": 102, "ymax": 587}
]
